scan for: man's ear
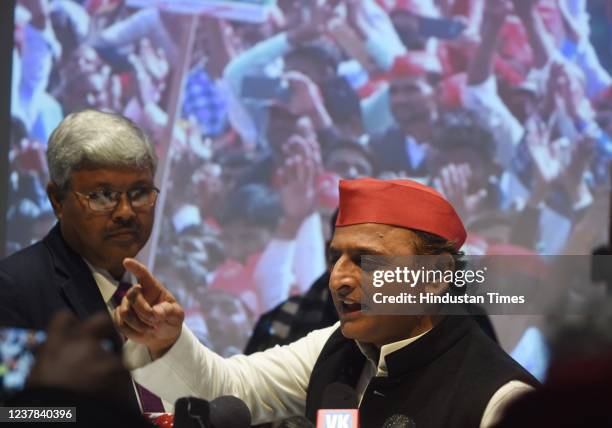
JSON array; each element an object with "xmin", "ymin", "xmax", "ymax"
[
  {"xmin": 425, "ymin": 252, "xmax": 455, "ymax": 296},
  {"xmin": 46, "ymin": 181, "xmax": 64, "ymax": 220}
]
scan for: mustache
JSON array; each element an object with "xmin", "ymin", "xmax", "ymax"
[{"xmin": 105, "ymin": 222, "xmax": 140, "ymax": 237}]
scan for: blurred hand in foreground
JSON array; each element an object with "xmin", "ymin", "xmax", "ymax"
[{"xmin": 28, "ymin": 311, "xmax": 132, "ymax": 405}]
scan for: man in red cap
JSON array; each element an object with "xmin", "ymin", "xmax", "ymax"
[
  {"xmin": 116, "ymin": 178, "xmax": 538, "ymax": 427},
  {"xmin": 368, "ymin": 55, "xmax": 438, "ymax": 176}
]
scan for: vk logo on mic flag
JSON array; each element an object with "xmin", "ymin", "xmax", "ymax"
[{"xmin": 316, "ymin": 409, "xmax": 359, "ymax": 428}]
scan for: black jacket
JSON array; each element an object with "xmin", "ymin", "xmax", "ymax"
[
  {"xmin": 305, "ymin": 316, "xmax": 539, "ymax": 428},
  {"xmin": 0, "ymin": 224, "xmax": 142, "ymax": 412},
  {"xmin": 0, "ymin": 224, "xmax": 108, "ymax": 329}
]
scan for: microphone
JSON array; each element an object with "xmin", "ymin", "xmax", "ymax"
[
  {"xmin": 316, "ymin": 383, "xmax": 359, "ymax": 428},
  {"xmin": 174, "ymin": 395, "xmax": 251, "ymax": 428},
  {"xmin": 209, "ymin": 395, "xmax": 251, "ymax": 428},
  {"xmin": 277, "ymin": 416, "xmax": 316, "ymax": 428},
  {"xmin": 382, "ymin": 414, "xmax": 416, "ymax": 428},
  {"xmin": 174, "ymin": 397, "xmax": 209, "ymax": 428}
]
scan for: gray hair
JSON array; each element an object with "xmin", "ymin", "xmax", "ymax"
[{"xmin": 46, "ymin": 110, "xmax": 158, "ymax": 189}]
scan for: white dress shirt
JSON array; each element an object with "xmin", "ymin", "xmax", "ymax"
[
  {"xmin": 127, "ymin": 323, "xmax": 533, "ymax": 425},
  {"xmin": 84, "ymin": 261, "xmax": 172, "ymax": 412}
]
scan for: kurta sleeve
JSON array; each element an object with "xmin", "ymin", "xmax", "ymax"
[
  {"xmin": 479, "ymin": 380, "xmax": 534, "ymax": 428},
  {"xmin": 129, "ymin": 322, "xmax": 339, "ymax": 424}
]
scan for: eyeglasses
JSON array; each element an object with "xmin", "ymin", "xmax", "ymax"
[{"xmin": 74, "ymin": 187, "xmax": 160, "ymax": 213}]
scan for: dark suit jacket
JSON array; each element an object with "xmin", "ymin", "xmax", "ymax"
[
  {"xmin": 370, "ymin": 126, "xmax": 430, "ymax": 176},
  {"xmin": 0, "ymin": 224, "xmax": 109, "ymax": 330},
  {"xmin": 0, "ymin": 224, "xmax": 142, "ymax": 412}
]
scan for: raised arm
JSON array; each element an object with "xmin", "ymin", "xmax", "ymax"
[
  {"xmin": 511, "ymin": 0, "xmax": 555, "ymax": 69},
  {"xmin": 114, "ymin": 258, "xmax": 336, "ymax": 424},
  {"xmin": 467, "ymin": 0, "xmax": 512, "ymax": 85}
]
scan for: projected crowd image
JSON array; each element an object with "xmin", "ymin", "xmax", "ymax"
[{"xmin": 9, "ymin": 0, "xmax": 612, "ymax": 356}]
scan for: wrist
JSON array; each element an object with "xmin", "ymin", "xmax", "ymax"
[{"xmin": 148, "ymin": 334, "xmax": 180, "ymax": 361}]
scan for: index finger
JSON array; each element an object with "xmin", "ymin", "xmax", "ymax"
[
  {"xmin": 123, "ymin": 258, "xmax": 163, "ymax": 304},
  {"xmin": 125, "ymin": 285, "xmax": 157, "ymax": 325}
]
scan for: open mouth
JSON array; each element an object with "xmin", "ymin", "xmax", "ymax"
[{"xmin": 339, "ymin": 299, "xmax": 365, "ymax": 314}]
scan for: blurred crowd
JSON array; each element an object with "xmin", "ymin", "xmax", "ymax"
[
  {"xmin": 9, "ymin": 0, "xmax": 612, "ymax": 354},
  {"xmin": 0, "ymin": 328, "xmax": 44, "ymax": 397}
]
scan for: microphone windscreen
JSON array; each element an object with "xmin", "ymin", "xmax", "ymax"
[
  {"xmin": 210, "ymin": 395, "xmax": 251, "ymax": 428},
  {"xmin": 189, "ymin": 397, "xmax": 211, "ymax": 421},
  {"xmin": 277, "ymin": 415, "xmax": 316, "ymax": 428},
  {"xmin": 173, "ymin": 397, "xmax": 192, "ymax": 428},
  {"xmin": 321, "ymin": 383, "xmax": 358, "ymax": 409},
  {"xmin": 174, "ymin": 397, "xmax": 210, "ymax": 428},
  {"xmin": 382, "ymin": 414, "xmax": 416, "ymax": 428}
]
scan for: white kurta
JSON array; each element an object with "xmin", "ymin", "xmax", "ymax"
[{"xmin": 126, "ymin": 323, "xmax": 533, "ymax": 426}]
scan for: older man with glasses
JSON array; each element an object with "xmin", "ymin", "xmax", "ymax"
[{"xmin": 0, "ymin": 109, "xmax": 165, "ymax": 412}]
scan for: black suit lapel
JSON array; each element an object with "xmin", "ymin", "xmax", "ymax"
[
  {"xmin": 43, "ymin": 224, "xmax": 109, "ymax": 320},
  {"xmin": 58, "ymin": 272, "xmax": 108, "ymax": 321},
  {"xmin": 42, "ymin": 224, "xmax": 143, "ymax": 413}
]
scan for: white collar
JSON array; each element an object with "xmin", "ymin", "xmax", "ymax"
[
  {"xmin": 356, "ymin": 329, "xmax": 431, "ymax": 377},
  {"xmin": 83, "ymin": 259, "xmax": 130, "ymax": 305}
]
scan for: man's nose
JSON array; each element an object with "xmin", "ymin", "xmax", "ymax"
[
  {"xmin": 112, "ymin": 194, "xmax": 136, "ymax": 221},
  {"xmin": 329, "ymin": 258, "xmax": 359, "ymax": 296}
]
